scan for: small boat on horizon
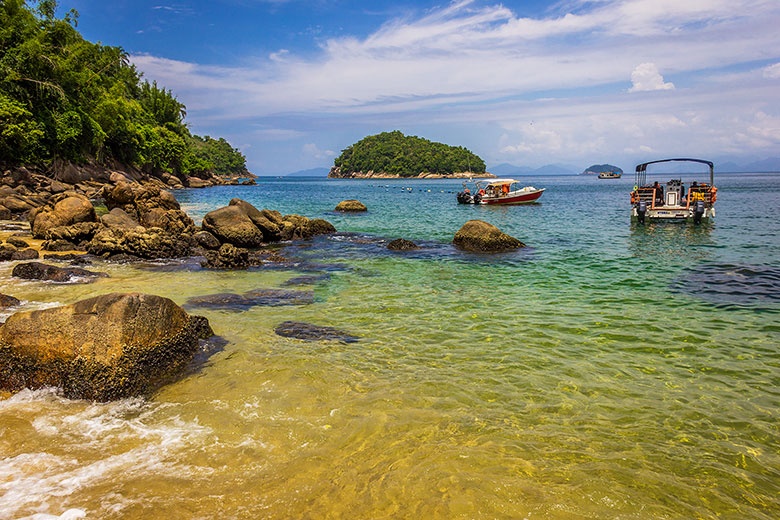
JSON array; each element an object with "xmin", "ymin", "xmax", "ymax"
[
  {"xmin": 598, "ymin": 171, "xmax": 622, "ymax": 179},
  {"xmin": 457, "ymin": 178, "xmax": 545, "ymax": 205}
]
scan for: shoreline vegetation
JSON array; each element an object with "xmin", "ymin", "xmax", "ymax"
[
  {"xmin": 328, "ymin": 131, "xmax": 493, "ymax": 179},
  {"xmin": 0, "ymin": 0, "xmax": 253, "ymax": 192}
]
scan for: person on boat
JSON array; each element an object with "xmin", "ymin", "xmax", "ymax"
[{"xmin": 653, "ymin": 181, "xmax": 664, "ymax": 205}]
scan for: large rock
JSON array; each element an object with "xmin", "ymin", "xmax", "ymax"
[
  {"xmin": 0, "ymin": 294, "xmax": 21, "ymax": 308},
  {"xmin": 12, "ymin": 262, "xmax": 107, "ymax": 282},
  {"xmin": 452, "ymin": 220, "xmax": 524, "ymax": 252},
  {"xmin": 229, "ymin": 199, "xmax": 281, "ymax": 241},
  {"xmin": 101, "ymin": 207, "xmax": 140, "ymax": 230},
  {"xmin": 31, "ymin": 194, "xmax": 97, "ymax": 239},
  {"xmin": 88, "ymin": 227, "xmax": 193, "ymax": 259},
  {"xmin": 201, "ymin": 206, "xmax": 264, "ymax": 247},
  {"xmin": 0, "ymin": 293, "xmax": 213, "ymax": 400},
  {"xmin": 335, "ymin": 200, "xmax": 367, "ymax": 212},
  {"xmin": 201, "ymin": 243, "xmax": 252, "ymax": 270}
]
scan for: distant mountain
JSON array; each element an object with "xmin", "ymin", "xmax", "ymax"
[
  {"xmin": 488, "ymin": 163, "xmax": 535, "ymax": 176},
  {"xmin": 582, "ymin": 164, "xmax": 623, "ymax": 175},
  {"xmin": 717, "ymin": 162, "xmax": 741, "ymax": 172},
  {"xmin": 741, "ymin": 157, "xmax": 780, "ymax": 172},
  {"xmin": 286, "ymin": 167, "xmax": 330, "ymax": 177},
  {"xmin": 487, "ymin": 163, "xmax": 578, "ymax": 175}
]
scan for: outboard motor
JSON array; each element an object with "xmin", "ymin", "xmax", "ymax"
[
  {"xmin": 693, "ymin": 200, "xmax": 705, "ymax": 224},
  {"xmin": 456, "ymin": 191, "xmax": 472, "ymax": 204},
  {"xmin": 473, "ymin": 192, "xmax": 482, "ymax": 205},
  {"xmin": 637, "ymin": 201, "xmax": 647, "ymax": 224}
]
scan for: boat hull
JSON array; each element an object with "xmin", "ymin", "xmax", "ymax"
[
  {"xmin": 630, "ymin": 206, "xmax": 715, "ymax": 221},
  {"xmin": 480, "ymin": 189, "xmax": 545, "ymax": 205}
]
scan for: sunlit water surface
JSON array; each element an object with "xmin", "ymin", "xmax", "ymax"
[{"xmin": 1, "ymin": 174, "xmax": 779, "ymax": 519}]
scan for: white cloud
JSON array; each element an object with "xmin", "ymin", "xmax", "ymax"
[
  {"xmin": 130, "ymin": 0, "xmax": 780, "ymax": 168},
  {"xmin": 628, "ymin": 63, "xmax": 675, "ymax": 92},
  {"xmin": 302, "ymin": 143, "xmax": 336, "ymax": 159},
  {"xmin": 762, "ymin": 62, "xmax": 780, "ymax": 79}
]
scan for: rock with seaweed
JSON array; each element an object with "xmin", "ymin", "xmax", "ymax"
[
  {"xmin": 453, "ymin": 220, "xmax": 524, "ymax": 253},
  {"xmin": 0, "ymin": 293, "xmax": 214, "ymax": 401}
]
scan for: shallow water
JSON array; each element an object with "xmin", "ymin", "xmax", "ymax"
[{"xmin": 1, "ymin": 174, "xmax": 779, "ymax": 519}]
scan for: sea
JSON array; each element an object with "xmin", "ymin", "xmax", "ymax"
[{"xmin": 1, "ymin": 173, "xmax": 779, "ymax": 519}]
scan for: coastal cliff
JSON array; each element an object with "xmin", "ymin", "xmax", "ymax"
[{"xmin": 328, "ymin": 167, "xmax": 495, "ymax": 179}]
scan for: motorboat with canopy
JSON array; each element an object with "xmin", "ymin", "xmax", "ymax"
[{"xmin": 457, "ymin": 179, "xmax": 545, "ymax": 205}]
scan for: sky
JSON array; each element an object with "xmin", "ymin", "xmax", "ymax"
[{"xmin": 58, "ymin": 0, "xmax": 780, "ymax": 175}]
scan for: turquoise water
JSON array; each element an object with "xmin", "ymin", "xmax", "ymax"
[{"xmin": 1, "ymin": 174, "xmax": 779, "ymax": 519}]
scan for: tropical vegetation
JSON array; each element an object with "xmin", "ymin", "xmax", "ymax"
[
  {"xmin": 334, "ymin": 131, "xmax": 486, "ymax": 177},
  {"xmin": 0, "ymin": 0, "xmax": 248, "ymax": 177}
]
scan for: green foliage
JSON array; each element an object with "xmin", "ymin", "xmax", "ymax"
[
  {"xmin": 334, "ymin": 131, "xmax": 486, "ymax": 177},
  {"xmin": 0, "ymin": 0, "xmax": 247, "ymax": 177}
]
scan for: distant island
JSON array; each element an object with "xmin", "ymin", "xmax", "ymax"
[
  {"xmin": 329, "ymin": 131, "xmax": 493, "ymax": 179},
  {"xmin": 581, "ymin": 164, "xmax": 624, "ymax": 175}
]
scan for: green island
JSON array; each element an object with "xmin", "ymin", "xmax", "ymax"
[
  {"xmin": 329, "ymin": 130, "xmax": 491, "ymax": 179},
  {"xmin": 0, "ymin": 0, "xmax": 249, "ymax": 183},
  {"xmin": 581, "ymin": 163, "xmax": 623, "ymax": 175}
]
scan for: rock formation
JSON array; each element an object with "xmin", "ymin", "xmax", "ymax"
[
  {"xmin": 453, "ymin": 220, "xmax": 525, "ymax": 253},
  {"xmin": 0, "ymin": 293, "xmax": 213, "ymax": 400}
]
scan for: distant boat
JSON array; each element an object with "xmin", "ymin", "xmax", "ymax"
[{"xmin": 598, "ymin": 171, "xmax": 622, "ymax": 179}]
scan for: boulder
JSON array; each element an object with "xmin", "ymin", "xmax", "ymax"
[
  {"xmin": 0, "ymin": 293, "xmax": 21, "ymax": 309},
  {"xmin": 0, "ymin": 204, "xmax": 11, "ymax": 220},
  {"xmin": 200, "ymin": 243, "xmax": 253, "ymax": 270},
  {"xmin": 1, "ymin": 195, "xmax": 33, "ymax": 213},
  {"xmin": 201, "ymin": 206, "xmax": 264, "ymax": 247},
  {"xmin": 307, "ymin": 219, "xmax": 337, "ymax": 237},
  {"xmin": 387, "ymin": 238, "xmax": 419, "ymax": 251},
  {"xmin": 12, "ymin": 262, "xmax": 107, "ymax": 282},
  {"xmin": 10, "ymin": 249, "xmax": 39, "ymax": 261},
  {"xmin": 49, "ymin": 180, "xmax": 71, "ymax": 194},
  {"xmin": 41, "ymin": 239, "xmax": 79, "ymax": 252},
  {"xmin": 31, "ymin": 194, "xmax": 97, "ymax": 239},
  {"xmin": 88, "ymin": 227, "xmax": 193, "ymax": 259},
  {"xmin": 187, "ymin": 177, "xmax": 212, "ymax": 188},
  {"xmin": 101, "ymin": 207, "xmax": 140, "ymax": 230},
  {"xmin": 6, "ymin": 237, "xmax": 29, "ymax": 249},
  {"xmin": 193, "ymin": 230, "xmax": 220, "ymax": 250},
  {"xmin": 452, "ymin": 220, "xmax": 524, "ymax": 253},
  {"xmin": 0, "ymin": 293, "xmax": 213, "ymax": 400},
  {"xmin": 139, "ymin": 207, "xmax": 194, "ymax": 234},
  {"xmin": 229, "ymin": 199, "xmax": 280, "ymax": 241},
  {"xmin": 335, "ymin": 199, "xmax": 367, "ymax": 212},
  {"xmin": 44, "ymin": 221, "xmax": 100, "ymax": 243}
]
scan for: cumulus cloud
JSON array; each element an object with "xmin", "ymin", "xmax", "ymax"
[{"xmin": 628, "ymin": 63, "xmax": 675, "ymax": 92}]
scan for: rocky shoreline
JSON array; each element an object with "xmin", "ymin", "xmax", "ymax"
[
  {"xmin": 0, "ymin": 160, "xmax": 525, "ymax": 401},
  {"xmin": 327, "ymin": 166, "xmax": 496, "ymax": 179}
]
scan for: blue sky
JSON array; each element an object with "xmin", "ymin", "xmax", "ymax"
[{"xmin": 59, "ymin": 0, "xmax": 780, "ymax": 174}]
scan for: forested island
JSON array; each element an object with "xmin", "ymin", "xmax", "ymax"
[
  {"xmin": 0, "ymin": 0, "xmax": 250, "ymax": 184},
  {"xmin": 329, "ymin": 131, "xmax": 492, "ymax": 179},
  {"xmin": 581, "ymin": 164, "xmax": 623, "ymax": 175}
]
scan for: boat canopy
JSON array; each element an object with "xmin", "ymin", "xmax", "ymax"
[
  {"xmin": 635, "ymin": 158, "xmax": 714, "ymax": 186},
  {"xmin": 481, "ymin": 178, "xmax": 518, "ymax": 186}
]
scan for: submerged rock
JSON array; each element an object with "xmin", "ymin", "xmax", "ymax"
[
  {"xmin": 185, "ymin": 288, "xmax": 314, "ymax": 311},
  {"xmin": 387, "ymin": 238, "xmax": 419, "ymax": 251},
  {"xmin": 11, "ymin": 261, "xmax": 107, "ymax": 283},
  {"xmin": 274, "ymin": 321, "xmax": 359, "ymax": 343},
  {"xmin": 201, "ymin": 243, "xmax": 254, "ymax": 270},
  {"xmin": 0, "ymin": 293, "xmax": 21, "ymax": 309},
  {"xmin": 453, "ymin": 220, "xmax": 524, "ymax": 253},
  {"xmin": 0, "ymin": 292, "xmax": 213, "ymax": 400},
  {"xmin": 335, "ymin": 200, "xmax": 367, "ymax": 212},
  {"xmin": 6, "ymin": 237, "xmax": 29, "ymax": 249},
  {"xmin": 282, "ymin": 273, "xmax": 331, "ymax": 286}
]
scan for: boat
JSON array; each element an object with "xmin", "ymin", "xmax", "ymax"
[
  {"xmin": 598, "ymin": 171, "xmax": 622, "ymax": 179},
  {"xmin": 630, "ymin": 158, "xmax": 717, "ymax": 224},
  {"xmin": 457, "ymin": 178, "xmax": 545, "ymax": 205}
]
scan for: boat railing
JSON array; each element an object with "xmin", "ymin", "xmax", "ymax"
[
  {"xmin": 632, "ymin": 187, "xmax": 657, "ymax": 208},
  {"xmin": 686, "ymin": 185, "xmax": 717, "ymax": 208}
]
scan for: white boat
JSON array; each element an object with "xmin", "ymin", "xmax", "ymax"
[
  {"xmin": 457, "ymin": 179, "xmax": 545, "ymax": 205},
  {"xmin": 630, "ymin": 158, "xmax": 717, "ymax": 224}
]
